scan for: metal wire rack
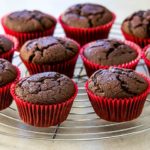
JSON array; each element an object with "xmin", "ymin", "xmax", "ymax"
[{"xmin": 0, "ymin": 22, "xmax": 150, "ymax": 141}]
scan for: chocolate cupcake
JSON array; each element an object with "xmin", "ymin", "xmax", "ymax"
[
  {"xmin": 143, "ymin": 44, "xmax": 150, "ymax": 73},
  {"xmin": 121, "ymin": 10, "xmax": 150, "ymax": 47},
  {"xmin": 0, "ymin": 35, "xmax": 14, "ymax": 52},
  {"xmin": 0, "ymin": 34, "xmax": 18, "ymax": 62},
  {"xmin": 0, "ymin": 58, "xmax": 20, "ymax": 110},
  {"xmin": 1, "ymin": 10, "xmax": 56, "ymax": 48},
  {"xmin": 59, "ymin": 3, "xmax": 116, "ymax": 45},
  {"xmin": 86, "ymin": 67, "xmax": 150, "ymax": 122},
  {"xmin": 11, "ymin": 72, "xmax": 78, "ymax": 127},
  {"xmin": 20, "ymin": 36, "xmax": 80, "ymax": 78},
  {"xmin": 80, "ymin": 39, "xmax": 141, "ymax": 77}
]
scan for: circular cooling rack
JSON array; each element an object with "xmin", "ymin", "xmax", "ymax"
[{"xmin": 0, "ymin": 23, "xmax": 150, "ymax": 141}]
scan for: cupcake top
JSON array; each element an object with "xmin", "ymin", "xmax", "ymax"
[
  {"xmin": 15, "ymin": 72, "xmax": 75, "ymax": 104},
  {"xmin": 3, "ymin": 10, "xmax": 56, "ymax": 32},
  {"xmin": 0, "ymin": 59, "xmax": 17, "ymax": 86},
  {"xmin": 83, "ymin": 39, "xmax": 138, "ymax": 66},
  {"xmin": 122, "ymin": 10, "xmax": 150, "ymax": 38},
  {"xmin": 88, "ymin": 67, "xmax": 148, "ymax": 98},
  {"xmin": 145, "ymin": 47, "xmax": 150, "ymax": 60},
  {"xmin": 0, "ymin": 35, "xmax": 14, "ymax": 54},
  {"xmin": 61, "ymin": 3, "xmax": 113, "ymax": 28},
  {"xmin": 20, "ymin": 36, "xmax": 79, "ymax": 64}
]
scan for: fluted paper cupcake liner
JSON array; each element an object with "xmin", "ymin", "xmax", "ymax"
[
  {"xmin": 1, "ymin": 16, "xmax": 57, "ymax": 49},
  {"xmin": 0, "ymin": 34, "xmax": 18, "ymax": 62},
  {"xmin": 85, "ymin": 74, "xmax": 150, "ymax": 122},
  {"xmin": 0, "ymin": 66, "xmax": 20, "ymax": 110},
  {"xmin": 80, "ymin": 40, "xmax": 142, "ymax": 77},
  {"xmin": 121, "ymin": 27, "xmax": 150, "ymax": 48},
  {"xmin": 59, "ymin": 12, "xmax": 116, "ymax": 46},
  {"xmin": 142, "ymin": 44, "xmax": 150, "ymax": 73},
  {"xmin": 11, "ymin": 81, "xmax": 78, "ymax": 127},
  {"xmin": 20, "ymin": 39, "xmax": 80, "ymax": 78}
]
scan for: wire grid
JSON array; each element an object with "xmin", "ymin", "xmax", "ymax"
[{"xmin": 0, "ymin": 22, "xmax": 150, "ymax": 141}]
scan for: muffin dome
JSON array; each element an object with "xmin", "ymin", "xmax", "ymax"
[
  {"xmin": 0, "ymin": 58, "xmax": 17, "ymax": 86},
  {"xmin": 83, "ymin": 39, "xmax": 138, "ymax": 66},
  {"xmin": 122, "ymin": 10, "xmax": 150, "ymax": 38},
  {"xmin": 3, "ymin": 10, "xmax": 56, "ymax": 32},
  {"xmin": 61, "ymin": 3, "xmax": 113, "ymax": 28},
  {"xmin": 20, "ymin": 36, "xmax": 79, "ymax": 64},
  {"xmin": 88, "ymin": 67, "xmax": 148, "ymax": 98},
  {"xmin": 0, "ymin": 35, "xmax": 14, "ymax": 54},
  {"xmin": 15, "ymin": 72, "xmax": 75, "ymax": 104}
]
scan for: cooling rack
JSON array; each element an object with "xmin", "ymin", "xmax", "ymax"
[{"xmin": 0, "ymin": 22, "xmax": 150, "ymax": 141}]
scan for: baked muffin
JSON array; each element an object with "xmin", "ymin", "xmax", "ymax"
[
  {"xmin": 143, "ymin": 45, "xmax": 150, "ymax": 73},
  {"xmin": 59, "ymin": 3, "xmax": 116, "ymax": 45},
  {"xmin": 11, "ymin": 72, "xmax": 78, "ymax": 127},
  {"xmin": 0, "ymin": 58, "xmax": 20, "ymax": 110},
  {"xmin": 86, "ymin": 67, "xmax": 150, "ymax": 122},
  {"xmin": 2, "ymin": 10, "xmax": 56, "ymax": 47},
  {"xmin": 81, "ymin": 39, "xmax": 141, "ymax": 77},
  {"xmin": 0, "ymin": 35, "xmax": 14, "ymax": 53},
  {"xmin": 61, "ymin": 3, "xmax": 113, "ymax": 28},
  {"xmin": 0, "ymin": 34, "xmax": 18, "ymax": 62},
  {"xmin": 121, "ymin": 10, "xmax": 150, "ymax": 47},
  {"xmin": 20, "ymin": 36, "xmax": 80, "ymax": 78}
]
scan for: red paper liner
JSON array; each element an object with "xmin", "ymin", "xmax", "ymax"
[
  {"xmin": 20, "ymin": 38, "xmax": 80, "ymax": 78},
  {"xmin": 59, "ymin": 12, "xmax": 116, "ymax": 46},
  {"xmin": 85, "ymin": 74, "xmax": 150, "ymax": 122},
  {"xmin": 1, "ymin": 16, "xmax": 57, "ymax": 49},
  {"xmin": 11, "ymin": 81, "xmax": 78, "ymax": 127},
  {"xmin": 142, "ymin": 44, "xmax": 150, "ymax": 73},
  {"xmin": 121, "ymin": 27, "xmax": 150, "ymax": 48},
  {"xmin": 80, "ymin": 40, "xmax": 142, "ymax": 77},
  {"xmin": 0, "ymin": 66, "xmax": 20, "ymax": 110},
  {"xmin": 0, "ymin": 34, "xmax": 18, "ymax": 62}
]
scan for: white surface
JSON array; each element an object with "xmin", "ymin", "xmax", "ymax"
[
  {"xmin": 1, "ymin": 132, "xmax": 150, "ymax": 150},
  {"xmin": 0, "ymin": 0, "xmax": 150, "ymax": 150}
]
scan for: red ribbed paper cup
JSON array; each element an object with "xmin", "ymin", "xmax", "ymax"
[
  {"xmin": 0, "ymin": 66, "xmax": 20, "ymax": 110},
  {"xmin": 11, "ymin": 81, "xmax": 78, "ymax": 127},
  {"xmin": 0, "ymin": 34, "xmax": 18, "ymax": 62},
  {"xmin": 80, "ymin": 40, "xmax": 142, "ymax": 77},
  {"xmin": 20, "ymin": 39, "xmax": 80, "ymax": 78},
  {"xmin": 121, "ymin": 26, "xmax": 150, "ymax": 48},
  {"xmin": 142, "ymin": 44, "xmax": 150, "ymax": 73},
  {"xmin": 85, "ymin": 74, "xmax": 150, "ymax": 122},
  {"xmin": 1, "ymin": 16, "xmax": 57, "ymax": 49},
  {"xmin": 59, "ymin": 12, "xmax": 116, "ymax": 46}
]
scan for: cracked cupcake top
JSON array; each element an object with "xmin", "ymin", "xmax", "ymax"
[
  {"xmin": 83, "ymin": 39, "xmax": 138, "ymax": 66},
  {"xmin": 61, "ymin": 3, "xmax": 113, "ymax": 28},
  {"xmin": 20, "ymin": 36, "xmax": 79, "ymax": 64},
  {"xmin": 122, "ymin": 10, "xmax": 150, "ymax": 38},
  {"xmin": 3, "ymin": 10, "xmax": 56, "ymax": 32},
  {"xmin": 0, "ymin": 59, "xmax": 17, "ymax": 86},
  {"xmin": 15, "ymin": 72, "xmax": 75, "ymax": 104},
  {"xmin": 0, "ymin": 35, "xmax": 14, "ymax": 54},
  {"xmin": 88, "ymin": 67, "xmax": 148, "ymax": 98}
]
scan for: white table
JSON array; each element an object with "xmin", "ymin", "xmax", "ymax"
[{"xmin": 0, "ymin": 0, "xmax": 150, "ymax": 150}]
